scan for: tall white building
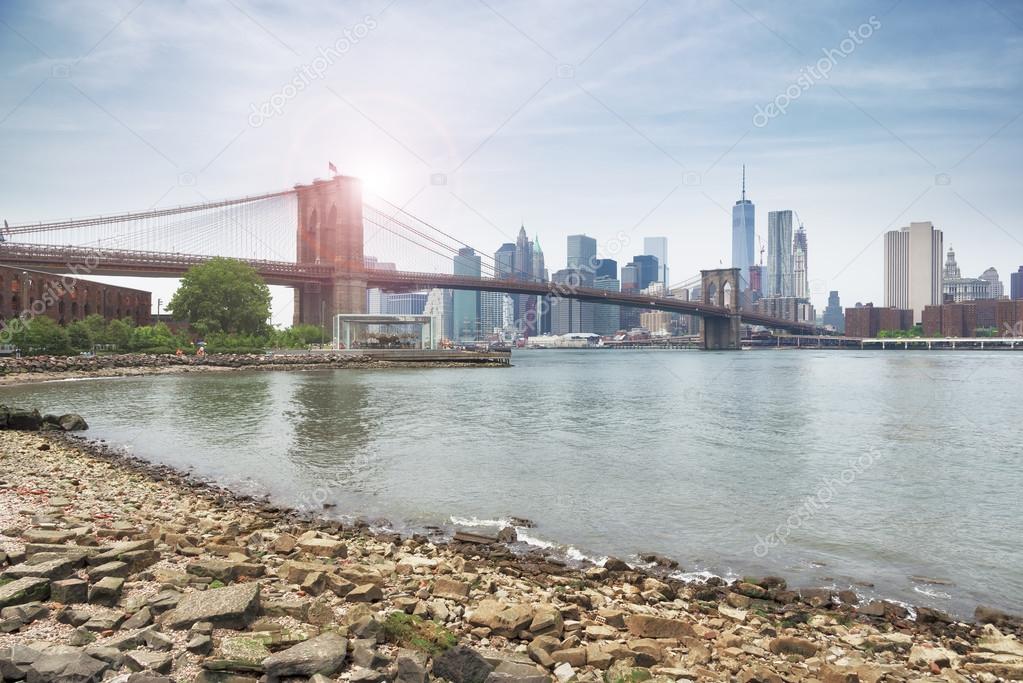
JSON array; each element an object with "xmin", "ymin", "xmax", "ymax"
[
  {"xmin": 731, "ymin": 167, "xmax": 755, "ymax": 289},
  {"xmin": 792, "ymin": 225, "xmax": 808, "ymax": 299},
  {"xmin": 884, "ymin": 221, "xmax": 943, "ymax": 322},
  {"xmin": 423, "ymin": 288, "xmax": 453, "ymax": 346}
]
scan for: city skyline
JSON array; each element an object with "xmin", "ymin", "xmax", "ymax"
[{"xmin": 2, "ymin": 1, "xmax": 1020, "ymax": 326}]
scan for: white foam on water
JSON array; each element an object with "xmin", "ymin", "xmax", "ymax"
[
  {"xmin": 449, "ymin": 516, "xmax": 508, "ymax": 528},
  {"xmin": 913, "ymin": 585, "xmax": 952, "ymax": 601}
]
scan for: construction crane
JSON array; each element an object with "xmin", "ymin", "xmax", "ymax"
[{"xmin": 757, "ymin": 235, "xmax": 765, "ymax": 265}]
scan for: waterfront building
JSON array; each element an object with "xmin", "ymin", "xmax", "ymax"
[
  {"xmin": 792, "ymin": 225, "xmax": 808, "ymax": 299},
  {"xmin": 1012, "ymin": 266, "xmax": 1023, "ymax": 300},
  {"xmin": 979, "ymin": 267, "xmax": 1004, "ymax": 299},
  {"xmin": 452, "ymin": 247, "xmax": 481, "ymax": 341},
  {"xmin": 423, "ymin": 288, "xmax": 452, "ymax": 345},
  {"xmin": 619, "ymin": 264, "xmax": 640, "ymax": 329},
  {"xmin": 644, "ymin": 236, "xmax": 669, "ymax": 285},
  {"xmin": 766, "ymin": 210, "xmax": 794, "ymax": 297},
  {"xmin": 0, "ymin": 265, "xmax": 151, "ymax": 328},
  {"xmin": 479, "ymin": 291, "xmax": 505, "ymax": 337},
  {"xmin": 731, "ymin": 166, "xmax": 755, "ymax": 288},
  {"xmin": 822, "ymin": 290, "xmax": 845, "ymax": 333},
  {"xmin": 640, "ymin": 311, "xmax": 672, "ymax": 335},
  {"xmin": 753, "ymin": 296, "xmax": 815, "ymax": 324},
  {"xmin": 884, "ymin": 221, "xmax": 943, "ymax": 322},
  {"xmin": 845, "ymin": 304, "xmax": 914, "ymax": 338},
  {"xmin": 567, "ymin": 234, "xmax": 597, "ymax": 270}
]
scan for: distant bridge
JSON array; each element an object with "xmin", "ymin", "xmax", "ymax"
[{"xmin": 3, "ymin": 175, "xmax": 817, "ymax": 348}]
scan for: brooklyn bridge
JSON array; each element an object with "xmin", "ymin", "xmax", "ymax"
[{"xmin": 2, "ymin": 175, "xmax": 818, "ymax": 349}]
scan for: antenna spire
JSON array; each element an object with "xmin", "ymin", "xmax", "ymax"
[{"xmin": 741, "ymin": 165, "xmax": 746, "ymax": 201}]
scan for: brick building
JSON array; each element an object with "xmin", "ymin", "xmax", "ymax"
[
  {"xmin": 844, "ymin": 304, "xmax": 914, "ymax": 338},
  {"xmin": 0, "ymin": 265, "xmax": 151, "ymax": 327}
]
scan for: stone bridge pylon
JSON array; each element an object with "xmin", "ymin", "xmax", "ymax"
[{"xmin": 700, "ymin": 267, "xmax": 741, "ymax": 350}]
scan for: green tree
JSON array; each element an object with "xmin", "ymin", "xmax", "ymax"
[
  {"xmin": 167, "ymin": 258, "xmax": 271, "ymax": 335},
  {"xmin": 105, "ymin": 318, "xmax": 135, "ymax": 350},
  {"xmin": 66, "ymin": 320, "xmax": 94, "ymax": 351},
  {"xmin": 13, "ymin": 316, "xmax": 71, "ymax": 355}
]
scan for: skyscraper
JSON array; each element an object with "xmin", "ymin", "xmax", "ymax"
[
  {"xmin": 567, "ymin": 235, "xmax": 597, "ymax": 270},
  {"xmin": 979, "ymin": 267, "xmax": 1003, "ymax": 298},
  {"xmin": 643, "ymin": 237, "xmax": 669, "ymax": 285},
  {"xmin": 792, "ymin": 225, "xmax": 808, "ymax": 299},
  {"xmin": 823, "ymin": 290, "xmax": 844, "ymax": 333},
  {"xmin": 766, "ymin": 210, "xmax": 794, "ymax": 297},
  {"xmin": 884, "ymin": 221, "xmax": 943, "ymax": 322},
  {"xmin": 731, "ymin": 166, "xmax": 755, "ymax": 289},
  {"xmin": 550, "ymin": 268, "xmax": 594, "ymax": 334},
  {"xmin": 452, "ymin": 247, "xmax": 481, "ymax": 341},
  {"xmin": 495, "ymin": 243, "xmax": 516, "ymax": 279},
  {"xmin": 594, "ymin": 258, "xmax": 617, "ymax": 280},
  {"xmin": 1012, "ymin": 266, "xmax": 1023, "ymax": 300},
  {"xmin": 631, "ymin": 255, "xmax": 659, "ymax": 291},
  {"xmin": 423, "ymin": 288, "xmax": 452, "ymax": 345},
  {"xmin": 513, "ymin": 226, "xmax": 538, "ymax": 336}
]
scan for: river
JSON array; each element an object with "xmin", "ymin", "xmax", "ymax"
[{"xmin": 2, "ymin": 349, "xmax": 1020, "ymax": 616}]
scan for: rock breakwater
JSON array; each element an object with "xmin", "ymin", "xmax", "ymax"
[{"xmin": 1, "ymin": 431, "xmax": 1022, "ymax": 682}]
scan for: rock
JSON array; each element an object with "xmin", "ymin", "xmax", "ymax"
[
  {"xmin": 976, "ymin": 605, "xmax": 1021, "ymax": 627},
  {"xmin": 209, "ymin": 635, "xmax": 272, "ymax": 672},
  {"xmin": 58, "ymin": 413, "xmax": 89, "ymax": 431},
  {"xmin": 434, "ymin": 577, "xmax": 470, "ymax": 601},
  {"xmin": 529, "ymin": 606, "xmax": 563, "ymax": 636},
  {"xmin": 122, "ymin": 606, "xmax": 154, "ymax": 630},
  {"xmin": 262, "ymin": 632, "xmax": 348, "ymax": 678},
  {"xmin": 468, "ymin": 600, "xmax": 534, "ymax": 638},
  {"xmin": 187, "ymin": 559, "xmax": 263, "ymax": 582},
  {"xmin": 551, "ymin": 648, "xmax": 587, "ymax": 667},
  {"xmin": 625, "ymin": 614, "xmax": 696, "ymax": 639},
  {"xmin": 347, "ymin": 583, "xmax": 383, "ymax": 602},
  {"xmin": 552, "ymin": 662, "xmax": 574, "ymax": 683},
  {"xmin": 432, "ymin": 645, "xmax": 495, "ymax": 683},
  {"xmin": 0, "ymin": 644, "xmax": 40, "ymax": 680},
  {"xmin": 818, "ymin": 664, "xmax": 861, "ymax": 683},
  {"xmin": 7, "ymin": 408, "xmax": 42, "ymax": 431},
  {"xmin": 768, "ymin": 636, "xmax": 818, "ymax": 658},
  {"xmin": 603, "ymin": 557, "xmax": 630, "ymax": 572},
  {"xmin": 162, "ymin": 582, "xmax": 260, "ymax": 629},
  {"xmin": 908, "ymin": 644, "xmax": 960, "ymax": 668},
  {"xmin": 496, "ymin": 526, "xmax": 517, "ymax": 544},
  {"xmin": 298, "ymin": 537, "xmax": 347, "ymax": 558},
  {"xmin": 855, "ymin": 601, "xmax": 887, "ymax": 617},
  {"xmin": 89, "ymin": 560, "xmax": 131, "ymax": 582},
  {"xmin": 26, "ymin": 650, "xmax": 108, "ymax": 682},
  {"xmin": 51, "ymin": 578, "xmax": 89, "ymax": 604},
  {"xmin": 2, "ymin": 557, "xmax": 77, "ymax": 581},
  {"xmin": 0, "ymin": 576, "xmax": 49, "ymax": 608},
  {"xmin": 187, "ymin": 634, "xmax": 214, "ymax": 655},
  {"xmin": 396, "ymin": 655, "xmax": 429, "ymax": 683},
  {"xmin": 89, "ymin": 576, "xmax": 124, "ymax": 606}
]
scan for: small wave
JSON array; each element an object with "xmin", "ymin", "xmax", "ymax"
[
  {"xmin": 449, "ymin": 516, "xmax": 509, "ymax": 528},
  {"xmin": 913, "ymin": 585, "xmax": 952, "ymax": 601}
]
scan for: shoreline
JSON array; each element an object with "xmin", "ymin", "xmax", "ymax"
[
  {"xmin": 0, "ymin": 351, "xmax": 510, "ymax": 386},
  {"xmin": 2, "ymin": 431, "xmax": 1021, "ymax": 681}
]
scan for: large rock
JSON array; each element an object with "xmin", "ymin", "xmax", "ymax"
[
  {"xmin": 0, "ymin": 577, "xmax": 50, "ymax": 608},
  {"xmin": 262, "ymin": 632, "xmax": 348, "ymax": 678},
  {"xmin": 162, "ymin": 582, "xmax": 260, "ymax": 629},
  {"xmin": 768, "ymin": 637, "xmax": 818, "ymax": 658},
  {"xmin": 432, "ymin": 646, "xmax": 494, "ymax": 683},
  {"xmin": 624, "ymin": 614, "xmax": 695, "ymax": 640},
  {"xmin": 26, "ymin": 650, "xmax": 108, "ymax": 683},
  {"xmin": 468, "ymin": 600, "xmax": 534, "ymax": 637},
  {"xmin": 58, "ymin": 413, "xmax": 89, "ymax": 431},
  {"xmin": 7, "ymin": 408, "xmax": 41, "ymax": 431},
  {"xmin": 0, "ymin": 644, "xmax": 40, "ymax": 680},
  {"xmin": 2, "ymin": 557, "xmax": 76, "ymax": 581}
]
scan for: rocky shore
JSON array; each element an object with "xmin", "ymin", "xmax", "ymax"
[
  {"xmin": 1, "ymin": 432, "xmax": 1022, "ymax": 683},
  {"xmin": 0, "ymin": 352, "xmax": 507, "ymax": 385}
]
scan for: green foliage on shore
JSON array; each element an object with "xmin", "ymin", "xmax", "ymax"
[
  {"xmin": 877, "ymin": 324, "xmax": 924, "ymax": 339},
  {"xmin": 382, "ymin": 612, "xmax": 456, "ymax": 654},
  {"xmin": 167, "ymin": 257, "xmax": 272, "ymax": 336},
  {"xmin": 8, "ymin": 313, "xmax": 329, "ymax": 356}
]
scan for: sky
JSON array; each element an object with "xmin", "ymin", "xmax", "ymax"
[{"xmin": 1, "ymin": 0, "xmax": 1022, "ymax": 325}]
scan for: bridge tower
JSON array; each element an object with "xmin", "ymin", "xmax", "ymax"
[
  {"xmin": 700, "ymin": 267, "xmax": 742, "ymax": 350},
  {"xmin": 293, "ymin": 175, "xmax": 366, "ymax": 328}
]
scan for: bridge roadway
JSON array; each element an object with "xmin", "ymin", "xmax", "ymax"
[{"xmin": 0, "ymin": 243, "xmax": 817, "ymax": 334}]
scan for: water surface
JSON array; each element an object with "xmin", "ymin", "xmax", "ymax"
[{"xmin": 3, "ymin": 350, "xmax": 1020, "ymax": 616}]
